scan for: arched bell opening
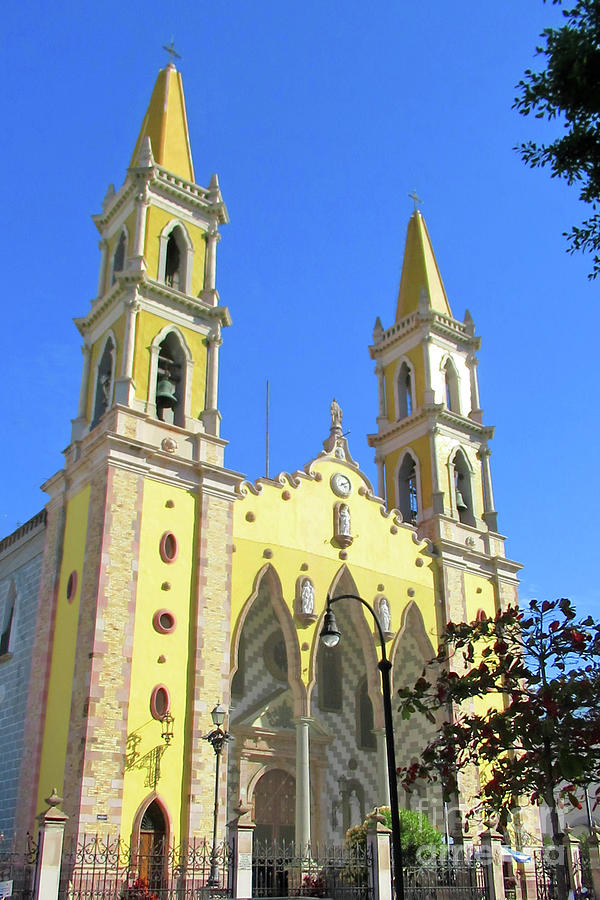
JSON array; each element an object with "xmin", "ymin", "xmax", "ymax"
[
  {"xmin": 396, "ymin": 361, "xmax": 413, "ymax": 420},
  {"xmin": 91, "ymin": 335, "xmax": 116, "ymax": 429},
  {"xmin": 111, "ymin": 231, "xmax": 127, "ymax": 284},
  {"xmin": 397, "ymin": 452, "xmax": 419, "ymax": 525},
  {"xmin": 452, "ymin": 448, "xmax": 475, "ymax": 526},
  {"xmin": 443, "ymin": 358, "xmax": 461, "ymax": 414},
  {"xmin": 155, "ymin": 331, "xmax": 186, "ymax": 427}
]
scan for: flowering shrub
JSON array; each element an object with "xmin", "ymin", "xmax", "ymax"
[
  {"xmin": 122, "ymin": 878, "xmax": 158, "ymax": 900},
  {"xmin": 296, "ymin": 873, "xmax": 328, "ymax": 897}
]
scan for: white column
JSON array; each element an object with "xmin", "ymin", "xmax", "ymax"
[
  {"xmin": 423, "ymin": 336, "xmax": 435, "ymax": 405},
  {"xmin": 478, "ymin": 444, "xmax": 498, "ymax": 531},
  {"xmin": 375, "ymin": 362, "xmax": 387, "ymax": 422},
  {"xmin": 71, "ymin": 344, "xmax": 92, "ymax": 442},
  {"xmin": 467, "ymin": 353, "xmax": 482, "ymax": 423},
  {"xmin": 114, "ymin": 299, "xmax": 140, "ymax": 407},
  {"xmin": 202, "ymin": 225, "xmax": 221, "ymax": 302},
  {"xmin": 429, "ymin": 425, "xmax": 445, "ymax": 514},
  {"xmin": 201, "ymin": 325, "xmax": 222, "ymax": 436},
  {"xmin": 96, "ymin": 240, "xmax": 108, "ymax": 299},
  {"xmin": 132, "ymin": 189, "xmax": 148, "ymax": 268},
  {"xmin": 295, "ymin": 717, "xmax": 312, "ymax": 851},
  {"xmin": 375, "ymin": 729, "xmax": 390, "ymax": 807},
  {"xmin": 375, "ymin": 455, "xmax": 385, "ymax": 502}
]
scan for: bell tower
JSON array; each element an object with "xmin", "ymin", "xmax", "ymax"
[
  {"xmin": 18, "ymin": 63, "xmax": 239, "ymax": 846},
  {"xmin": 71, "ymin": 60, "xmax": 230, "ymax": 444},
  {"xmin": 368, "ymin": 207, "xmax": 521, "ymax": 642}
]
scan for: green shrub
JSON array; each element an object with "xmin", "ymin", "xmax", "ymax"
[{"xmin": 346, "ymin": 806, "xmax": 442, "ymax": 866}]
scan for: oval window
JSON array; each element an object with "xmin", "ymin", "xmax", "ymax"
[
  {"xmin": 66, "ymin": 571, "xmax": 78, "ymax": 602},
  {"xmin": 150, "ymin": 685, "xmax": 171, "ymax": 720},
  {"xmin": 153, "ymin": 609, "xmax": 176, "ymax": 634},
  {"xmin": 159, "ymin": 532, "xmax": 178, "ymax": 563}
]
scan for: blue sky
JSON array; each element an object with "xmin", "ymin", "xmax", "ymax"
[{"xmin": 2, "ymin": 1, "xmax": 598, "ymax": 620}]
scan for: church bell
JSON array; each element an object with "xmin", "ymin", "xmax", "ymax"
[
  {"xmin": 455, "ymin": 489, "xmax": 468, "ymax": 511},
  {"xmin": 156, "ymin": 375, "xmax": 178, "ymax": 408}
]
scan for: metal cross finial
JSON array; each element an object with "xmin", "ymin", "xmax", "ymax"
[
  {"xmin": 408, "ymin": 190, "xmax": 422, "ymax": 212},
  {"xmin": 162, "ymin": 39, "xmax": 182, "ymax": 65}
]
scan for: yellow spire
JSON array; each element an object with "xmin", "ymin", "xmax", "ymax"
[
  {"xmin": 130, "ymin": 63, "xmax": 195, "ymax": 182},
  {"xmin": 395, "ymin": 211, "xmax": 452, "ymax": 320}
]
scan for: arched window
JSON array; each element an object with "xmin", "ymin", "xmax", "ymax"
[
  {"xmin": 453, "ymin": 449, "xmax": 475, "ymax": 526},
  {"xmin": 111, "ymin": 231, "xmax": 126, "ymax": 285},
  {"xmin": 161, "ymin": 225, "xmax": 191, "ymax": 292},
  {"xmin": 356, "ymin": 678, "xmax": 376, "ymax": 750},
  {"xmin": 318, "ymin": 645, "xmax": 343, "ymax": 712},
  {"xmin": 398, "ymin": 453, "xmax": 419, "ymax": 524},
  {"xmin": 397, "ymin": 362, "xmax": 413, "ymax": 419},
  {"xmin": 155, "ymin": 331, "xmax": 185, "ymax": 427},
  {"xmin": 444, "ymin": 359, "xmax": 460, "ymax": 413},
  {"xmin": 91, "ymin": 336, "xmax": 115, "ymax": 428},
  {"xmin": 0, "ymin": 583, "xmax": 16, "ymax": 657}
]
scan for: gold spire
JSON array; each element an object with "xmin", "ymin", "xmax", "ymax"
[
  {"xmin": 130, "ymin": 64, "xmax": 195, "ymax": 182},
  {"xmin": 395, "ymin": 211, "xmax": 452, "ymax": 321}
]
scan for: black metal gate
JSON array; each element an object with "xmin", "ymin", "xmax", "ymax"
[
  {"xmin": 252, "ymin": 842, "xmax": 372, "ymax": 900},
  {"xmin": 59, "ymin": 834, "xmax": 232, "ymax": 899},
  {"xmin": 404, "ymin": 860, "xmax": 488, "ymax": 900},
  {"xmin": 0, "ymin": 837, "xmax": 38, "ymax": 900}
]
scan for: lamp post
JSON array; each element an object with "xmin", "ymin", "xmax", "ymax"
[
  {"xmin": 320, "ymin": 594, "xmax": 404, "ymax": 900},
  {"xmin": 202, "ymin": 703, "xmax": 233, "ymax": 887}
]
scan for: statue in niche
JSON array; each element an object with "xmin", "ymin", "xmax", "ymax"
[
  {"xmin": 300, "ymin": 578, "xmax": 314, "ymax": 616},
  {"xmin": 330, "ymin": 397, "xmax": 343, "ymax": 429},
  {"xmin": 334, "ymin": 443, "xmax": 345, "ymax": 460},
  {"xmin": 338, "ymin": 504, "xmax": 351, "ymax": 536},
  {"xmin": 377, "ymin": 596, "xmax": 392, "ymax": 635}
]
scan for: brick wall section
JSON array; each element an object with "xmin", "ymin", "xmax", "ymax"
[
  {"xmin": 14, "ymin": 494, "xmax": 66, "ymax": 846},
  {"xmin": 185, "ymin": 492, "xmax": 233, "ymax": 839},
  {"xmin": 0, "ymin": 527, "xmax": 45, "ymax": 845},
  {"xmin": 66, "ymin": 465, "xmax": 142, "ymax": 838},
  {"xmin": 61, "ymin": 466, "xmax": 107, "ymax": 835}
]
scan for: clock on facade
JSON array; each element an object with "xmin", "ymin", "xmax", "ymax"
[{"xmin": 330, "ymin": 472, "xmax": 352, "ymax": 497}]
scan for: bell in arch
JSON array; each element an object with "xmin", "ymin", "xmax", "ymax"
[
  {"xmin": 156, "ymin": 375, "xmax": 177, "ymax": 409},
  {"xmin": 455, "ymin": 489, "xmax": 468, "ymax": 511}
]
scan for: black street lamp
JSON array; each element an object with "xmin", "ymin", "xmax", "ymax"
[
  {"xmin": 320, "ymin": 594, "xmax": 404, "ymax": 900},
  {"xmin": 202, "ymin": 703, "xmax": 233, "ymax": 887}
]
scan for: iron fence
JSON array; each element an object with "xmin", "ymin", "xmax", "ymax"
[
  {"xmin": 0, "ymin": 836, "xmax": 38, "ymax": 900},
  {"xmin": 58, "ymin": 834, "xmax": 231, "ymax": 899},
  {"xmin": 403, "ymin": 860, "xmax": 488, "ymax": 900},
  {"xmin": 251, "ymin": 841, "xmax": 372, "ymax": 900}
]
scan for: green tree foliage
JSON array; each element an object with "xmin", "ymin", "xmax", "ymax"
[
  {"xmin": 514, "ymin": 1, "xmax": 600, "ymax": 277},
  {"xmin": 345, "ymin": 807, "xmax": 442, "ymax": 866},
  {"xmin": 397, "ymin": 599, "xmax": 600, "ymax": 900}
]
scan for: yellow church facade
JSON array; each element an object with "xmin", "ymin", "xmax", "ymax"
[{"xmin": 0, "ymin": 63, "xmax": 531, "ymax": 856}]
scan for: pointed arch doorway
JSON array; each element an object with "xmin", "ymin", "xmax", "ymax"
[
  {"xmin": 254, "ymin": 769, "xmax": 296, "ymax": 846},
  {"xmin": 138, "ymin": 800, "xmax": 167, "ymax": 891}
]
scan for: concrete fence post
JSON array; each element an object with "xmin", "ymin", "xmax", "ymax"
[
  {"xmin": 366, "ymin": 811, "xmax": 392, "ymax": 900},
  {"xmin": 564, "ymin": 825, "xmax": 581, "ymax": 895},
  {"xmin": 480, "ymin": 829, "xmax": 506, "ymax": 900},
  {"xmin": 587, "ymin": 827, "xmax": 600, "ymax": 899},
  {"xmin": 228, "ymin": 804, "xmax": 255, "ymax": 900},
  {"xmin": 33, "ymin": 789, "xmax": 69, "ymax": 900}
]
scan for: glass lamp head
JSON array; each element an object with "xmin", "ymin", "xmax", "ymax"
[
  {"xmin": 320, "ymin": 607, "xmax": 341, "ymax": 648},
  {"xmin": 211, "ymin": 703, "xmax": 227, "ymax": 727}
]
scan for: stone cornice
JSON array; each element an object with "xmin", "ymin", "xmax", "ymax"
[
  {"xmin": 75, "ymin": 275, "xmax": 232, "ymax": 335},
  {"xmin": 434, "ymin": 534, "xmax": 523, "ymax": 580},
  {"xmin": 93, "ymin": 164, "xmax": 228, "ymax": 231},
  {"xmin": 370, "ymin": 309, "xmax": 480, "ymax": 358},
  {"xmin": 0, "ymin": 509, "xmax": 47, "ymax": 558},
  {"xmin": 368, "ymin": 405, "xmax": 493, "ymax": 447}
]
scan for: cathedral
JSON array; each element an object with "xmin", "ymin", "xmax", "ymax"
[{"xmin": 0, "ymin": 63, "xmax": 531, "ymax": 856}]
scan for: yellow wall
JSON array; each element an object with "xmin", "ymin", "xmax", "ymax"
[
  {"xmin": 36, "ymin": 486, "xmax": 90, "ymax": 811},
  {"xmin": 231, "ymin": 457, "xmax": 438, "ymax": 701},
  {"xmin": 132, "ymin": 310, "xmax": 207, "ymax": 417},
  {"xmin": 121, "ymin": 479, "xmax": 198, "ymax": 844},
  {"xmin": 145, "ymin": 206, "xmax": 206, "ymax": 296}
]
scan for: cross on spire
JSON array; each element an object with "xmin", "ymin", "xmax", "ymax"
[
  {"xmin": 408, "ymin": 189, "xmax": 422, "ymax": 212},
  {"xmin": 162, "ymin": 39, "xmax": 182, "ymax": 66}
]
